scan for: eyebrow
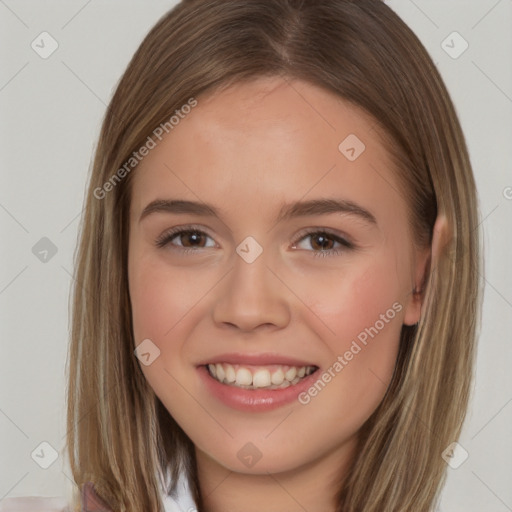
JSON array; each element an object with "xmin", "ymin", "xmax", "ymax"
[{"xmin": 139, "ymin": 198, "xmax": 378, "ymax": 226}]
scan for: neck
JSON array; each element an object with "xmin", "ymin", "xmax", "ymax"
[{"xmin": 195, "ymin": 436, "xmax": 357, "ymax": 512}]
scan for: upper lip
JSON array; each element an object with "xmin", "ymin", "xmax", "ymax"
[{"xmin": 197, "ymin": 352, "xmax": 318, "ymax": 367}]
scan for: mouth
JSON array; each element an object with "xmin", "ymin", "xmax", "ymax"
[{"xmin": 205, "ymin": 363, "xmax": 319, "ymax": 390}]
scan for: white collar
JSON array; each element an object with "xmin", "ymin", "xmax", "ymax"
[
  {"xmin": 160, "ymin": 470, "xmax": 197, "ymax": 512},
  {"xmin": 0, "ymin": 473, "xmax": 197, "ymax": 512}
]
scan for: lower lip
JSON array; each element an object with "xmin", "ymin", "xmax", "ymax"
[{"xmin": 197, "ymin": 365, "xmax": 319, "ymax": 412}]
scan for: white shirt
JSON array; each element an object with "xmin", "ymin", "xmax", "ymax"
[
  {"xmin": 0, "ymin": 471, "xmax": 197, "ymax": 512},
  {"xmin": 161, "ymin": 469, "xmax": 197, "ymax": 512}
]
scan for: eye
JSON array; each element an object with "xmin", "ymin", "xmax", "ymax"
[
  {"xmin": 155, "ymin": 226, "xmax": 216, "ymax": 252},
  {"xmin": 155, "ymin": 226, "xmax": 354, "ymax": 258},
  {"xmin": 291, "ymin": 229, "xmax": 353, "ymax": 258}
]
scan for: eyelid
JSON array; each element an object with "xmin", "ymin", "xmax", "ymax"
[
  {"xmin": 291, "ymin": 226, "xmax": 354, "ymax": 247},
  {"xmin": 154, "ymin": 224, "xmax": 217, "ymax": 249},
  {"xmin": 155, "ymin": 224, "xmax": 355, "ymax": 252}
]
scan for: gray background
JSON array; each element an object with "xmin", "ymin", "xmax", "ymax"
[{"xmin": 0, "ymin": 1, "xmax": 511, "ymax": 510}]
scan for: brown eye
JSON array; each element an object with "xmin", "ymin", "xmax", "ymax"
[
  {"xmin": 177, "ymin": 231, "xmax": 208, "ymax": 248},
  {"xmin": 155, "ymin": 227, "xmax": 216, "ymax": 251},
  {"xmin": 309, "ymin": 233, "xmax": 336, "ymax": 251},
  {"xmin": 292, "ymin": 230, "xmax": 353, "ymax": 259}
]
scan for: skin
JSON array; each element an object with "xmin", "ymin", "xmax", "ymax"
[{"xmin": 127, "ymin": 76, "xmax": 431, "ymax": 512}]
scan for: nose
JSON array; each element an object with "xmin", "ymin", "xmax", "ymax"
[{"xmin": 212, "ymin": 246, "xmax": 291, "ymax": 333}]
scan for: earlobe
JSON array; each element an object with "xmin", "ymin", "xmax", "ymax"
[{"xmin": 402, "ymin": 214, "xmax": 451, "ymax": 326}]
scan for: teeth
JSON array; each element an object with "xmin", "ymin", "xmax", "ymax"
[
  {"xmin": 225, "ymin": 364, "xmax": 236, "ymax": 383},
  {"xmin": 271, "ymin": 368, "xmax": 284, "ymax": 386},
  {"xmin": 253, "ymin": 369, "xmax": 271, "ymax": 388},
  {"xmin": 235, "ymin": 368, "xmax": 252, "ymax": 386},
  {"xmin": 215, "ymin": 363, "xmax": 225, "ymax": 382},
  {"xmin": 207, "ymin": 363, "xmax": 316, "ymax": 390},
  {"xmin": 285, "ymin": 367, "xmax": 297, "ymax": 381}
]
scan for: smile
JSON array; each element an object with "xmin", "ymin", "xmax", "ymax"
[{"xmin": 206, "ymin": 363, "xmax": 318, "ymax": 390}]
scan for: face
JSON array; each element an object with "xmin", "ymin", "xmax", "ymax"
[{"xmin": 127, "ymin": 76, "xmax": 428, "ymax": 477}]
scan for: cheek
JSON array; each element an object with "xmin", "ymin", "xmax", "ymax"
[
  {"xmin": 310, "ymin": 254, "xmax": 404, "ymax": 347},
  {"xmin": 128, "ymin": 256, "xmax": 205, "ymax": 415},
  {"xmin": 302, "ymin": 257, "xmax": 405, "ymax": 424},
  {"xmin": 129, "ymin": 255, "xmax": 203, "ymax": 345}
]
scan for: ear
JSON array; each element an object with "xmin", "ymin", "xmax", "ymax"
[{"xmin": 402, "ymin": 214, "xmax": 451, "ymax": 326}]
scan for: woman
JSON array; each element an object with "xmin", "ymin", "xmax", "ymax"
[{"xmin": 66, "ymin": 0, "xmax": 481, "ymax": 510}]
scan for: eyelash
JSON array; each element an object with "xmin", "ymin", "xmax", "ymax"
[{"xmin": 154, "ymin": 225, "xmax": 354, "ymax": 258}]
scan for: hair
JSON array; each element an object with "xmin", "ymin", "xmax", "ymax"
[{"xmin": 65, "ymin": 0, "xmax": 481, "ymax": 510}]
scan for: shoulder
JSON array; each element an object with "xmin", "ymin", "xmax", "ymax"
[{"xmin": 0, "ymin": 497, "xmax": 71, "ymax": 512}]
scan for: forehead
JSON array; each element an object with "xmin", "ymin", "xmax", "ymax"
[{"xmin": 130, "ymin": 76, "xmax": 405, "ymax": 227}]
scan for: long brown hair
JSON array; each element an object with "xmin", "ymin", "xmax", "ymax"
[{"xmin": 66, "ymin": 1, "xmax": 481, "ymax": 510}]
